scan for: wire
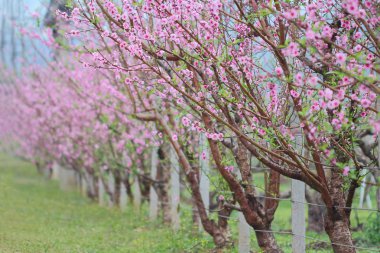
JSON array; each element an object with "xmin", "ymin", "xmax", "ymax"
[{"xmin": 251, "ymin": 229, "xmax": 380, "ymax": 252}]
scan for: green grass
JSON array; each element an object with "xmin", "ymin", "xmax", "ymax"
[
  {"xmin": 0, "ymin": 154, "xmax": 214, "ymax": 253},
  {"xmin": 0, "ymin": 154, "xmax": 378, "ymax": 252}
]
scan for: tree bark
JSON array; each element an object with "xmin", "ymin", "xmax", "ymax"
[
  {"xmin": 324, "ymin": 171, "xmax": 356, "ymax": 253},
  {"xmin": 157, "ymin": 117, "xmax": 230, "ymax": 249},
  {"xmin": 201, "ymin": 112, "xmax": 282, "ymax": 252},
  {"xmin": 113, "ymin": 170, "xmax": 121, "ymax": 207},
  {"xmin": 122, "ymin": 173, "xmax": 134, "ymax": 203},
  {"xmin": 325, "ymin": 219, "xmax": 356, "ymax": 253},
  {"xmin": 255, "ymin": 230, "xmax": 283, "ymax": 253},
  {"xmin": 156, "ymin": 145, "xmax": 171, "ymax": 223}
]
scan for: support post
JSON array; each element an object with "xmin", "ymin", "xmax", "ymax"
[
  {"xmin": 199, "ymin": 133, "xmax": 210, "ymax": 230},
  {"xmin": 291, "ymin": 179, "xmax": 306, "ymax": 252},
  {"xmin": 98, "ymin": 177, "xmax": 106, "ymax": 206},
  {"xmin": 236, "ymin": 167, "xmax": 250, "ymax": 252},
  {"xmin": 120, "ymin": 181, "xmax": 128, "ymax": 211},
  {"xmin": 51, "ymin": 161, "xmax": 60, "ymax": 180},
  {"xmin": 238, "ymin": 212, "xmax": 251, "ymax": 253},
  {"xmin": 81, "ymin": 171, "xmax": 88, "ymax": 197},
  {"xmin": 133, "ymin": 175, "xmax": 142, "ymax": 210},
  {"xmin": 59, "ymin": 166, "xmax": 77, "ymax": 191},
  {"xmin": 149, "ymin": 146, "xmax": 159, "ymax": 221},
  {"xmin": 292, "ymin": 133, "xmax": 306, "ymax": 253},
  {"xmin": 108, "ymin": 172, "xmax": 115, "ymax": 208},
  {"xmin": 170, "ymin": 148, "xmax": 180, "ymax": 231}
]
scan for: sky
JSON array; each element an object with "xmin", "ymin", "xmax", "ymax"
[{"xmin": 0, "ymin": 0, "xmax": 49, "ymax": 71}]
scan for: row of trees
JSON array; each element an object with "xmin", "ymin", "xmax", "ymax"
[{"xmin": 0, "ymin": 0, "xmax": 379, "ymax": 252}]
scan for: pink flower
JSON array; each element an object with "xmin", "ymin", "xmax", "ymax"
[
  {"xmin": 290, "ymin": 90, "xmax": 300, "ymax": 98},
  {"xmin": 370, "ymin": 119, "xmax": 380, "ymax": 135},
  {"xmin": 275, "ymin": 67, "xmax": 283, "ymax": 76},
  {"xmin": 311, "ymin": 102, "xmax": 320, "ymax": 111},
  {"xmin": 224, "ymin": 166, "xmax": 234, "ymax": 173},
  {"xmin": 327, "ymin": 100, "xmax": 340, "ymax": 110},
  {"xmin": 322, "ymin": 25, "xmax": 332, "ymax": 38},
  {"xmin": 361, "ymin": 98, "xmax": 371, "ymax": 108},
  {"xmin": 335, "ymin": 53, "xmax": 346, "ymax": 64},
  {"xmin": 218, "ymin": 195, "xmax": 225, "ymax": 201},
  {"xmin": 267, "ymin": 83, "xmax": 275, "ymax": 90},
  {"xmin": 182, "ymin": 116, "xmax": 190, "ymax": 127},
  {"xmin": 343, "ymin": 166, "xmax": 350, "ymax": 176},
  {"xmin": 305, "ymin": 30, "xmax": 316, "ymax": 40},
  {"xmin": 308, "ymin": 76, "xmax": 319, "ymax": 86},
  {"xmin": 258, "ymin": 128, "xmax": 266, "ymax": 136},
  {"xmin": 284, "ymin": 9, "xmax": 298, "ymax": 19},
  {"xmin": 201, "ymin": 151, "xmax": 207, "ymax": 160},
  {"xmin": 172, "ymin": 134, "xmax": 178, "ymax": 141},
  {"xmin": 368, "ymin": 92, "xmax": 376, "ymax": 101},
  {"xmin": 324, "ymin": 88, "xmax": 333, "ymax": 100},
  {"xmin": 354, "ymin": 45, "xmax": 362, "ymax": 52}
]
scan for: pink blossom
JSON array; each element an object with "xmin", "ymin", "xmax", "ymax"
[
  {"xmin": 284, "ymin": 9, "xmax": 298, "ymax": 20},
  {"xmin": 322, "ymin": 25, "xmax": 333, "ymax": 39},
  {"xmin": 224, "ymin": 166, "xmax": 234, "ymax": 173},
  {"xmin": 324, "ymin": 88, "xmax": 333, "ymax": 100},
  {"xmin": 342, "ymin": 166, "xmax": 350, "ymax": 176},
  {"xmin": 258, "ymin": 128, "xmax": 266, "ymax": 136},
  {"xmin": 305, "ymin": 30, "xmax": 316, "ymax": 41},
  {"xmin": 201, "ymin": 151, "xmax": 207, "ymax": 160},
  {"xmin": 327, "ymin": 100, "xmax": 340, "ymax": 110},
  {"xmin": 361, "ymin": 98, "xmax": 371, "ymax": 108},
  {"xmin": 275, "ymin": 67, "xmax": 283, "ymax": 76},
  {"xmin": 182, "ymin": 116, "xmax": 190, "ymax": 127},
  {"xmin": 335, "ymin": 53, "xmax": 347, "ymax": 64},
  {"xmin": 290, "ymin": 90, "xmax": 300, "ymax": 98},
  {"xmin": 307, "ymin": 76, "xmax": 319, "ymax": 86}
]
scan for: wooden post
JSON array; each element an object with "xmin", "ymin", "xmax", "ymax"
[
  {"xmin": 108, "ymin": 172, "xmax": 115, "ymax": 208},
  {"xmin": 59, "ymin": 166, "xmax": 77, "ymax": 191},
  {"xmin": 170, "ymin": 148, "xmax": 180, "ymax": 230},
  {"xmin": 133, "ymin": 175, "xmax": 142, "ymax": 210},
  {"xmin": 120, "ymin": 181, "xmax": 128, "ymax": 212},
  {"xmin": 149, "ymin": 146, "xmax": 159, "ymax": 221},
  {"xmin": 238, "ymin": 212, "xmax": 251, "ymax": 253},
  {"xmin": 88, "ymin": 174, "xmax": 96, "ymax": 198},
  {"xmin": 98, "ymin": 177, "xmax": 106, "ymax": 206},
  {"xmin": 81, "ymin": 171, "xmax": 88, "ymax": 197},
  {"xmin": 236, "ymin": 168, "xmax": 250, "ymax": 252},
  {"xmin": 75, "ymin": 171, "xmax": 81, "ymax": 191},
  {"xmin": 292, "ymin": 133, "xmax": 306, "ymax": 253},
  {"xmin": 199, "ymin": 133, "xmax": 210, "ymax": 229},
  {"xmin": 51, "ymin": 161, "xmax": 59, "ymax": 180}
]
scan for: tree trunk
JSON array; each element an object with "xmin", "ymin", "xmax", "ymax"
[
  {"xmin": 157, "ymin": 116, "xmax": 230, "ymax": 249},
  {"xmin": 325, "ymin": 218, "xmax": 356, "ymax": 253},
  {"xmin": 325, "ymin": 170, "xmax": 356, "ymax": 253},
  {"xmin": 255, "ymin": 230, "xmax": 283, "ymax": 253},
  {"xmin": 101, "ymin": 174, "xmax": 114, "ymax": 203},
  {"xmin": 156, "ymin": 145, "xmax": 171, "ymax": 223},
  {"xmin": 200, "ymin": 113, "xmax": 283, "ymax": 252},
  {"xmin": 93, "ymin": 175, "xmax": 99, "ymax": 201},
  {"xmin": 123, "ymin": 173, "xmax": 134, "ymax": 203},
  {"xmin": 192, "ymin": 196, "xmax": 200, "ymax": 225},
  {"xmin": 114, "ymin": 170, "xmax": 121, "ymax": 207}
]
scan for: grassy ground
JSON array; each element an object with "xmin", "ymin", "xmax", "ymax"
[
  {"xmin": 0, "ymin": 154, "xmax": 378, "ymax": 252},
  {"xmin": 0, "ymin": 154, "xmax": 215, "ymax": 253}
]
